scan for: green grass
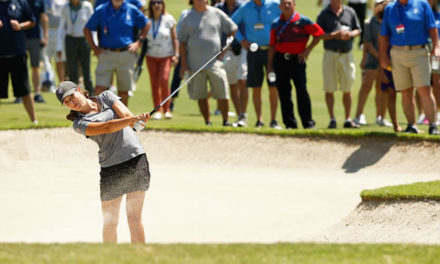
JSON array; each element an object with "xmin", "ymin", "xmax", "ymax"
[
  {"xmin": 1, "ymin": 1, "xmax": 439, "ymax": 260},
  {"xmin": 2, "ymin": 0, "xmax": 432, "ymax": 139},
  {"xmin": 1, "ymin": 243, "xmax": 440, "ymax": 264},
  {"xmin": 361, "ymin": 180, "xmax": 440, "ymax": 202}
]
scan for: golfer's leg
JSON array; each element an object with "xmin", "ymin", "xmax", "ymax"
[
  {"xmin": 101, "ymin": 195, "xmax": 123, "ymax": 243},
  {"xmin": 126, "ymin": 191, "xmax": 146, "ymax": 243}
]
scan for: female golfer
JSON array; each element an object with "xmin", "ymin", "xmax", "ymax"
[{"xmin": 56, "ymin": 81, "xmax": 150, "ymax": 243}]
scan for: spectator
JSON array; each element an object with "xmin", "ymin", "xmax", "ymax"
[
  {"xmin": 231, "ymin": 0, "xmax": 282, "ymax": 129},
  {"xmin": 26, "ymin": 0, "xmax": 49, "ymax": 103},
  {"xmin": 0, "ymin": 0, "xmax": 38, "ymax": 123},
  {"xmin": 268, "ymin": 0, "xmax": 323, "ymax": 129},
  {"xmin": 348, "ymin": 0, "xmax": 366, "ymax": 48},
  {"xmin": 379, "ymin": 0, "xmax": 440, "ymax": 134},
  {"xmin": 178, "ymin": 0, "xmax": 237, "ymax": 126},
  {"xmin": 56, "ymin": 81, "xmax": 151, "ymax": 243},
  {"xmin": 58, "ymin": 0, "xmax": 94, "ymax": 94},
  {"xmin": 354, "ymin": 0, "xmax": 392, "ymax": 127},
  {"xmin": 216, "ymin": 0, "xmax": 249, "ymax": 127},
  {"xmin": 317, "ymin": 0, "xmax": 361, "ymax": 129},
  {"xmin": 41, "ymin": 0, "xmax": 66, "ymax": 93},
  {"xmin": 84, "ymin": 0, "xmax": 151, "ymax": 106},
  {"xmin": 145, "ymin": 0, "xmax": 178, "ymax": 120}
]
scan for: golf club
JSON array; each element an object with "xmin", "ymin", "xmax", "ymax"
[{"xmin": 133, "ymin": 36, "xmax": 235, "ymax": 131}]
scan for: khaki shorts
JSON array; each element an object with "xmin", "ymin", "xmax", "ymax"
[
  {"xmin": 188, "ymin": 60, "xmax": 229, "ymax": 100},
  {"xmin": 390, "ymin": 47, "xmax": 431, "ymax": 91},
  {"xmin": 223, "ymin": 49, "xmax": 247, "ymax": 84},
  {"xmin": 322, "ymin": 50, "xmax": 356, "ymax": 93},
  {"xmin": 95, "ymin": 50, "xmax": 136, "ymax": 92}
]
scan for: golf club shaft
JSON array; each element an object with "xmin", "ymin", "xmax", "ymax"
[{"xmin": 133, "ymin": 36, "xmax": 235, "ymax": 131}]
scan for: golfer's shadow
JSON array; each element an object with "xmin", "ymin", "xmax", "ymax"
[{"xmin": 342, "ymin": 140, "xmax": 394, "ymax": 173}]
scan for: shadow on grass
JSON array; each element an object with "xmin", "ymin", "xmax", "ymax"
[{"xmin": 342, "ymin": 140, "xmax": 395, "ymax": 173}]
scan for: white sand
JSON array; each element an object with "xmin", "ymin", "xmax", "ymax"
[{"xmin": 0, "ymin": 128, "xmax": 439, "ymax": 243}]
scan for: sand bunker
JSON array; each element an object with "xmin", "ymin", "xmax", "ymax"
[{"xmin": 0, "ymin": 128, "xmax": 439, "ymax": 244}]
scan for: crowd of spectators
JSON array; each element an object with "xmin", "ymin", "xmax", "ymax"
[{"xmin": 2, "ymin": 0, "xmax": 440, "ymax": 134}]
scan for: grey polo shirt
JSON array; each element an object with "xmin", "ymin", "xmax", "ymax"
[
  {"xmin": 73, "ymin": 91, "xmax": 145, "ymax": 168},
  {"xmin": 316, "ymin": 5, "xmax": 360, "ymax": 52}
]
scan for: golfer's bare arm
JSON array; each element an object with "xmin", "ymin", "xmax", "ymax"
[
  {"xmin": 85, "ymin": 117, "xmax": 139, "ymax": 136},
  {"xmin": 84, "ymin": 101, "xmax": 149, "ymax": 136},
  {"xmin": 112, "ymin": 100, "xmax": 135, "ymax": 118}
]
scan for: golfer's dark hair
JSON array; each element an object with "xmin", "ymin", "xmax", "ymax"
[
  {"xmin": 66, "ymin": 90, "xmax": 90, "ymax": 122},
  {"xmin": 148, "ymin": 0, "xmax": 166, "ymax": 19}
]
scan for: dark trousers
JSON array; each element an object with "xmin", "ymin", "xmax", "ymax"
[
  {"xmin": 348, "ymin": 2, "xmax": 366, "ymax": 46},
  {"xmin": 274, "ymin": 52, "xmax": 315, "ymax": 128},
  {"xmin": 170, "ymin": 58, "xmax": 181, "ymax": 98},
  {"xmin": 0, "ymin": 55, "xmax": 31, "ymax": 98},
  {"xmin": 65, "ymin": 35, "xmax": 93, "ymax": 95}
]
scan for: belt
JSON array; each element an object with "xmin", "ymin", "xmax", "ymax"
[
  {"xmin": 259, "ymin": 46, "xmax": 269, "ymax": 51},
  {"xmin": 392, "ymin": 44, "xmax": 426, "ymax": 51},
  {"xmin": 326, "ymin": 49, "xmax": 350, "ymax": 54},
  {"xmin": 101, "ymin": 46, "xmax": 129, "ymax": 52},
  {"xmin": 277, "ymin": 52, "xmax": 297, "ymax": 61}
]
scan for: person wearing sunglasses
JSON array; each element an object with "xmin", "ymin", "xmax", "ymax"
[{"xmin": 144, "ymin": 0, "xmax": 178, "ymax": 120}]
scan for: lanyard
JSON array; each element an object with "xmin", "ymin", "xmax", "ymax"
[
  {"xmin": 277, "ymin": 13, "xmax": 296, "ymax": 39},
  {"xmin": 70, "ymin": 8, "xmax": 79, "ymax": 25},
  {"xmin": 152, "ymin": 15, "xmax": 162, "ymax": 39}
]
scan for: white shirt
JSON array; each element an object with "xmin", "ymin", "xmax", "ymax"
[
  {"xmin": 146, "ymin": 13, "xmax": 176, "ymax": 58},
  {"xmin": 57, "ymin": 1, "xmax": 94, "ymax": 51}
]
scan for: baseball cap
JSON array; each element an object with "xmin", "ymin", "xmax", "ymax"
[
  {"xmin": 375, "ymin": 0, "xmax": 385, "ymax": 3},
  {"xmin": 56, "ymin": 81, "xmax": 78, "ymax": 105}
]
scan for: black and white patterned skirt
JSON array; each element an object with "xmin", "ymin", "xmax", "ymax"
[{"xmin": 99, "ymin": 154, "xmax": 150, "ymax": 201}]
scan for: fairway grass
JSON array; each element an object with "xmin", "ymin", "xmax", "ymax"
[
  {"xmin": 1, "ymin": 243, "xmax": 440, "ymax": 264},
  {"xmin": 361, "ymin": 181, "xmax": 440, "ymax": 202}
]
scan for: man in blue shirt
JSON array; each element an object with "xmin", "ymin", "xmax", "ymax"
[
  {"xmin": 231, "ymin": 0, "xmax": 282, "ymax": 129},
  {"xmin": 84, "ymin": 0, "xmax": 150, "ymax": 106},
  {"xmin": 0, "ymin": 0, "xmax": 38, "ymax": 123},
  {"xmin": 379, "ymin": 0, "xmax": 440, "ymax": 135}
]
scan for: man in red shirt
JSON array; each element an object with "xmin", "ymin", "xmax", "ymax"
[{"xmin": 268, "ymin": 0, "xmax": 323, "ymax": 129}]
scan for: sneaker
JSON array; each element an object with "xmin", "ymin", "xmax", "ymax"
[
  {"xmin": 255, "ymin": 120, "xmax": 264, "ymax": 128},
  {"xmin": 223, "ymin": 120, "xmax": 233, "ymax": 127},
  {"xmin": 170, "ymin": 101, "xmax": 174, "ymax": 112},
  {"xmin": 164, "ymin": 112, "xmax": 173, "ymax": 119},
  {"xmin": 376, "ymin": 116, "xmax": 392, "ymax": 127},
  {"xmin": 270, "ymin": 120, "xmax": 282, "ymax": 130},
  {"xmin": 32, "ymin": 120, "xmax": 39, "ymax": 125},
  {"xmin": 13, "ymin": 97, "xmax": 22, "ymax": 104},
  {"xmin": 152, "ymin": 112, "xmax": 162, "ymax": 120},
  {"xmin": 417, "ymin": 114, "xmax": 426, "ymax": 125},
  {"xmin": 228, "ymin": 111, "xmax": 236, "ymax": 117},
  {"xmin": 429, "ymin": 124, "xmax": 439, "ymax": 135},
  {"xmin": 206, "ymin": 121, "xmax": 212, "ymax": 126},
  {"xmin": 237, "ymin": 113, "xmax": 248, "ymax": 127},
  {"xmin": 328, "ymin": 119, "xmax": 337, "ymax": 129},
  {"xmin": 423, "ymin": 117, "xmax": 429, "ymax": 125},
  {"xmin": 34, "ymin": 94, "xmax": 45, "ymax": 103},
  {"xmin": 355, "ymin": 114, "xmax": 367, "ymax": 125},
  {"xmin": 343, "ymin": 120, "xmax": 360, "ymax": 128},
  {"xmin": 404, "ymin": 124, "xmax": 419, "ymax": 134},
  {"xmin": 214, "ymin": 109, "xmax": 221, "ymax": 115}
]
